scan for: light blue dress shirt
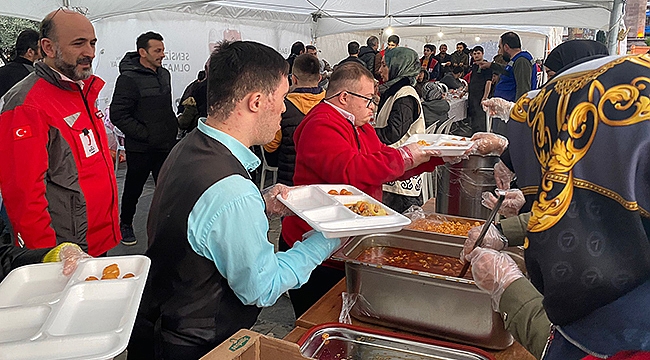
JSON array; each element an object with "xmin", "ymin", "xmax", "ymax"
[{"xmin": 187, "ymin": 119, "xmax": 340, "ymax": 307}]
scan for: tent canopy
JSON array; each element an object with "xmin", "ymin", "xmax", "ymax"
[{"xmin": 3, "ymin": 0, "xmax": 614, "ymax": 35}]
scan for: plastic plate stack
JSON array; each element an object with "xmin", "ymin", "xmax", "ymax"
[
  {"xmin": 0, "ymin": 255, "xmax": 150, "ymax": 360},
  {"xmin": 404, "ymin": 134, "xmax": 474, "ymax": 157},
  {"xmin": 278, "ymin": 184, "xmax": 411, "ymax": 238}
]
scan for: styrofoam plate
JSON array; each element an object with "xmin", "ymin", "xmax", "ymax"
[
  {"xmin": 403, "ymin": 134, "xmax": 474, "ymax": 157},
  {"xmin": 0, "ymin": 263, "xmax": 68, "ymax": 307},
  {"xmin": 0, "ymin": 255, "xmax": 150, "ymax": 360},
  {"xmin": 279, "ymin": 185, "xmax": 411, "ymax": 238}
]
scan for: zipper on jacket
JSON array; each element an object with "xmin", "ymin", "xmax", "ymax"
[
  {"xmin": 349, "ymin": 121, "xmax": 361, "ymax": 152},
  {"xmin": 76, "ymin": 81, "xmax": 120, "ymax": 247}
]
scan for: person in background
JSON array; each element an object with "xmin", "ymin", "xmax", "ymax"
[
  {"xmin": 479, "ymin": 31, "xmax": 536, "ymax": 103},
  {"xmin": 336, "ymin": 41, "xmax": 365, "ymax": 67},
  {"xmin": 0, "ymin": 29, "xmax": 40, "ymax": 98},
  {"xmin": 376, "ymin": 47, "xmax": 429, "ymax": 213},
  {"xmin": 281, "ymin": 62, "xmax": 444, "ymax": 317},
  {"xmin": 386, "ymin": 34, "xmax": 400, "ymax": 50},
  {"xmin": 177, "ymin": 68, "xmax": 208, "ymax": 134},
  {"xmin": 358, "ymin": 36, "xmax": 379, "ymax": 74},
  {"xmin": 0, "ymin": 9, "xmax": 120, "ymax": 257},
  {"xmin": 414, "ymin": 69, "xmax": 429, "ymax": 98},
  {"xmin": 306, "ymin": 44, "xmax": 332, "ymax": 88},
  {"xmin": 110, "ymin": 31, "xmax": 178, "ymax": 246},
  {"xmin": 420, "ymin": 44, "xmax": 439, "ymax": 82},
  {"xmin": 467, "ymin": 46, "xmax": 492, "ymax": 133},
  {"xmin": 451, "ymin": 42, "xmax": 469, "ymax": 74},
  {"xmin": 128, "ymin": 41, "xmax": 342, "ymax": 360},
  {"xmin": 440, "ymin": 66, "xmax": 464, "ymax": 90},
  {"xmin": 286, "ymin": 41, "xmax": 305, "ymax": 84},
  {"xmin": 421, "ymin": 82, "xmax": 450, "ymax": 128},
  {"xmin": 266, "ymin": 54, "xmax": 325, "ymax": 186},
  {"xmin": 436, "ymin": 43, "xmax": 452, "ymax": 80}
]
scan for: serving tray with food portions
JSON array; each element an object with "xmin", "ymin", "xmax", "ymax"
[
  {"xmin": 403, "ymin": 134, "xmax": 475, "ymax": 157},
  {"xmin": 0, "ymin": 255, "xmax": 150, "ymax": 360},
  {"xmin": 278, "ymin": 184, "xmax": 411, "ymax": 238}
]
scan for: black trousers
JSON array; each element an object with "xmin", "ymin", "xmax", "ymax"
[
  {"xmin": 120, "ymin": 151, "xmax": 169, "ymax": 225},
  {"xmin": 279, "ymin": 235, "xmax": 345, "ymax": 318}
]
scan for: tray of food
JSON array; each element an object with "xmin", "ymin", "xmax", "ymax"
[
  {"xmin": 403, "ymin": 134, "xmax": 474, "ymax": 157},
  {"xmin": 298, "ymin": 323, "xmax": 495, "ymax": 360},
  {"xmin": 0, "ymin": 255, "xmax": 150, "ymax": 360},
  {"xmin": 332, "ymin": 231, "xmax": 526, "ymax": 349},
  {"xmin": 278, "ymin": 185, "xmax": 411, "ymax": 238},
  {"xmin": 404, "ymin": 212, "xmax": 485, "ymax": 240}
]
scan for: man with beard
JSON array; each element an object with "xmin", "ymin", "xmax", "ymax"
[
  {"xmin": 436, "ymin": 44, "xmax": 452, "ymax": 80},
  {"xmin": 479, "ymin": 31, "xmax": 536, "ymax": 103},
  {"xmin": 127, "ymin": 40, "xmax": 341, "ymax": 360},
  {"xmin": 110, "ymin": 32, "xmax": 178, "ymax": 246},
  {"xmin": 0, "ymin": 9, "xmax": 120, "ymax": 256}
]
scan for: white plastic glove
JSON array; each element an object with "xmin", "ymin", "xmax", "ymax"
[
  {"xmin": 398, "ymin": 143, "xmax": 441, "ymax": 171},
  {"xmin": 42, "ymin": 242, "xmax": 91, "ymax": 276},
  {"xmin": 469, "ymin": 132, "xmax": 509, "ymax": 156},
  {"xmin": 493, "ymin": 161, "xmax": 515, "ymax": 190},
  {"xmin": 482, "ymin": 189, "xmax": 525, "ymax": 218},
  {"xmin": 460, "ymin": 223, "xmax": 508, "ymax": 263},
  {"xmin": 466, "ymin": 247, "xmax": 524, "ymax": 311},
  {"xmin": 482, "ymin": 98, "xmax": 515, "ymax": 120},
  {"xmin": 262, "ymin": 183, "xmax": 293, "ymax": 217}
]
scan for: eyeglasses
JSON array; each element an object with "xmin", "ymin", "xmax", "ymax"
[
  {"xmin": 50, "ymin": 6, "xmax": 89, "ymax": 22},
  {"xmin": 326, "ymin": 91, "xmax": 378, "ymax": 108}
]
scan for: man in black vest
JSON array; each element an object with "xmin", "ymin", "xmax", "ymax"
[
  {"xmin": 127, "ymin": 41, "xmax": 342, "ymax": 360},
  {"xmin": 110, "ymin": 31, "xmax": 178, "ymax": 246},
  {"xmin": 0, "ymin": 29, "xmax": 40, "ymax": 98}
]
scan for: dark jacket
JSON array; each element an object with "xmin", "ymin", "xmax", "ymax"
[
  {"xmin": 110, "ymin": 52, "xmax": 178, "ymax": 153},
  {"xmin": 277, "ymin": 88, "xmax": 325, "ymax": 186},
  {"xmin": 440, "ymin": 73, "xmax": 462, "ymax": 90},
  {"xmin": 358, "ymin": 46, "xmax": 377, "ymax": 73},
  {"xmin": 0, "ymin": 57, "xmax": 33, "ymax": 98},
  {"xmin": 421, "ymin": 99, "xmax": 450, "ymax": 128},
  {"xmin": 0, "ymin": 215, "xmax": 49, "ymax": 281}
]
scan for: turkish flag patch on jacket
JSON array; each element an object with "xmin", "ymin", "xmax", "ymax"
[{"xmin": 13, "ymin": 126, "xmax": 33, "ymax": 140}]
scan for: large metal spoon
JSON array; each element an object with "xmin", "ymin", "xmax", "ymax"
[{"xmin": 457, "ymin": 190, "xmax": 507, "ymax": 278}]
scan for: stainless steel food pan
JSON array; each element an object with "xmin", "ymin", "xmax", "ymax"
[
  {"xmin": 299, "ymin": 323, "xmax": 495, "ymax": 360},
  {"xmin": 332, "ymin": 231, "xmax": 526, "ymax": 350}
]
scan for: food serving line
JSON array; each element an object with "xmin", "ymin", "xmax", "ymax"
[{"xmin": 251, "ymin": 133, "xmax": 534, "ymax": 359}]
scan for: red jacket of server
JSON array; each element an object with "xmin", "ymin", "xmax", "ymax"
[
  {"xmin": 0, "ymin": 62, "xmax": 120, "ymax": 256},
  {"xmin": 281, "ymin": 101, "xmax": 443, "ymax": 247}
]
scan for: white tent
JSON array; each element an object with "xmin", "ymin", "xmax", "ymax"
[{"xmin": 0, "ymin": 0, "xmax": 619, "ymax": 110}]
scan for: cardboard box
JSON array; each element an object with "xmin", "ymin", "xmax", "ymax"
[{"xmin": 201, "ymin": 329, "xmax": 310, "ymax": 360}]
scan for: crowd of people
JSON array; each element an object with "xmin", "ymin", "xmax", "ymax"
[{"xmin": 0, "ymin": 8, "xmax": 648, "ymax": 360}]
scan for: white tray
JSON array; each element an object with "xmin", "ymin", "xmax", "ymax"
[
  {"xmin": 0, "ymin": 255, "xmax": 151, "ymax": 360},
  {"xmin": 279, "ymin": 185, "xmax": 411, "ymax": 238},
  {"xmin": 403, "ymin": 134, "xmax": 474, "ymax": 157}
]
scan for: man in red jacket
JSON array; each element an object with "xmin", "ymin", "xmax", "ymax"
[
  {"xmin": 0, "ymin": 9, "xmax": 120, "ymax": 256},
  {"xmin": 280, "ymin": 62, "xmax": 444, "ymax": 316}
]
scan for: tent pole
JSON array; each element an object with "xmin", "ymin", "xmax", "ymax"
[
  {"xmin": 63, "ymin": 0, "xmax": 70, "ymax": 7},
  {"xmin": 606, "ymin": 0, "xmax": 624, "ymax": 55}
]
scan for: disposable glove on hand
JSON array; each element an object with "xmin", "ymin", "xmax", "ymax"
[
  {"xmin": 398, "ymin": 143, "xmax": 441, "ymax": 171},
  {"xmin": 262, "ymin": 183, "xmax": 294, "ymax": 217},
  {"xmin": 467, "ymin": 247, "xmax": 524, "ymax": 311},
  {"xmin": 482, "ymin": 189, "xmax": 525, "ymax": 218},
  {"xmin": 42, "ymin": 242, "xmax": 91, "ymax": 276},
  {"xmin": 460, "ymin": 223, "xmax": 508, "ymax": 263},
  {"xmin": 493, "ymin": 161, "xmax": 515, "ymax": 190},
  {"xmin": 469, "ymin": 132, "xmax": 509, "ymax": 156},
  {"xmin": 482, "ymin": 98, "xmax": 515, "ymax": 120}
]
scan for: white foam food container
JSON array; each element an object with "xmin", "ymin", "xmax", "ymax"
[
  {"xmin": 403, "ymin": 134, "xmax": 474, "ymax": 157},
  {"xmin": 0, "ymin": 255, "xmax": 151, "ymax": 360},
  {"xmin": 278, "ymin": 184, "xmax": 411, "ymax": 238}
]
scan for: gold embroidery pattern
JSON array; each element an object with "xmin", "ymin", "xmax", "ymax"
[
  {"xmin": 520, "ymin": 186, "xmax": 539, "ymax": 196},
  {"xmin": 521, "ymin": 54, "xmax": 650, "ymax": 232}
]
